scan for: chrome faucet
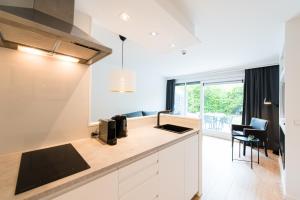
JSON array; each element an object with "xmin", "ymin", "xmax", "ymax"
[{"xmin": 157, "ymin": 110, "xmax": 171, "ymax": 127}]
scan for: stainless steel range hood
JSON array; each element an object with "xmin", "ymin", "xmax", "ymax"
[{"xmin": 0, "ymin": 0, "xmax": 112, "ymax": 65}]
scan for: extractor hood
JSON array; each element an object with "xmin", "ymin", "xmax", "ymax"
[{"xmin": 0, "ymin": 0, "xmax": 112, "ymax": 65}]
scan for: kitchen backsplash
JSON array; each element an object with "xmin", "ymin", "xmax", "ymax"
[
  {"xmin": 0, "ymin": 10, "xmax": 92, "ymax": 154},
  {"xmin": 0, "ymin": 48, "xmax": 91, "ymax": 154}
]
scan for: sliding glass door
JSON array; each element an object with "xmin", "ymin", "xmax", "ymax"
[
  {"xmin": 174, "ymin": 83, "xmax": 185, "ymax": 115},
  {"xmin": 174, "ymin": 80, "xmax": 243, "ymax": 139},
  {"xmin": 174, "ymin": 82, "xmax": 201, "ymax": 117},
  {"xmin": 203, "ymin": 81, "xmax": 243, "ymax": 138},
  {"xmin": 186, "ymin": 82, "xmax": 201, "ymax": 117}
]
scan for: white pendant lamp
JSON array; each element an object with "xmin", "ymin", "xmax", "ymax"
[{"xmin": 110, "ymin": 35, "xmax": 136, "ymax": 92}]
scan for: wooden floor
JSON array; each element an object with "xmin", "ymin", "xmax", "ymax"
[{"xmin": 193, "ymin": 136, "xmax": 284, "ymax": 200}]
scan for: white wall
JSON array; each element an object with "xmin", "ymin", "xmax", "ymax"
[
  {"xmin": 0, "ymin": 6, "xmax": 165, "ymax": 153},
  {"xmin": 285, "ymin": 15, "xmax": 300, "ymax": 200},
  {"xmin": 0, "ymin": 48, "xmax": 91, "ymax": 154},
  {"xmin": 0, "ymin": 9, "xmax": 92, "ymax": 154},
  {"xmin": 90, "ymin": 22, "xmax": 166, "ymax": 121}
]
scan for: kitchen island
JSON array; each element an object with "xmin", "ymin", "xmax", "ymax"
[{"xmin": 0, "ymin": 115, "xmax": 201, "ymax": 200}]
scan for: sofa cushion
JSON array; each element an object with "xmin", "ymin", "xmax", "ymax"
[
  {"xmin": 142, "ymin": 111, "xmax": 157, "ymax": 116},
  {"xmin": 123, "ymin": 111, "xmax": 143, "ymax": 118}
]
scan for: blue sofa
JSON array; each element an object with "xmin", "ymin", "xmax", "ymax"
[{"xmin": 123, "ymin": 111, "xmax": 158, "ymax": 118}]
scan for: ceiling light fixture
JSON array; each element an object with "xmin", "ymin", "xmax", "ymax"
[
  {"xmin": 170, "ymin": 43, "xmax": 176, "ymax": 48},
  {"xmin": 150, "ymin": 32, "xmax": 158, "ymax": 37},
  {"xmin": 18, "ymin": 45, "xmax": 79, "ymax": 63},
  {"xmin": 119, "ymin": 12, "xmax": 130, "ymax": 21},
  {"xmin": 110, "ymin": 35, "xmax": 136, "ymax": 92}
]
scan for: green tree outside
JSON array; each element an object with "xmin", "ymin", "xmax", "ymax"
[
  {"xmin": 186, "ymin": 84, "xmax": 243, "ymax": 115},
  {"xmin": 187, "ymin": 84, "xmax": 201, "ymax": 113},
  {"xmin": 204, "ymin": 85, "xmax": 243, "ymax": 115}
]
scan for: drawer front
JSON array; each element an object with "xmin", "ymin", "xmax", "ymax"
[
  {"xmin": 119, "ymin": 153, "xmax": 158, "ymax": 182},
  {"xmin": 53, "ymin": 171, "xmax": 118, "ymax": 200},
  {"xmin": 120, "ymin": 175, "xmax": 159, "ymax": 200},
  {"xmin": 119, "ymin": 163, "xmax": 158, "ymax": 197},
  {"xmin": 118, "ymin": 153, "xmax": 159, "ymax": 199}
]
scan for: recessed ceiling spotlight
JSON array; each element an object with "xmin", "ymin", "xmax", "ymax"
[
  {"xmin": 120, "ymin": 12, "xmax": 130, "ymax": 21},
  {"xmin": 170, "ymin": 43, "xmax": 176, "ymax": 48},
  {"xmin": 150, "ymin": 32, "xmax": 158, "ymax": 37},
  {"xmin": 181, "ymin": 50, "xmax": 187, "ymax": 55}
]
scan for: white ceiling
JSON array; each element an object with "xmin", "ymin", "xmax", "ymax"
[
  {"xmin": 75, "ymin": 0, "xmax": 199, "ymax": 53},
  {"xmin": 157, "ymin": 0, "xmax": 300, "ymax": 76},
  {"xmin": 76, "ymin": 0, "xmax": 300, "ymax": 76}
]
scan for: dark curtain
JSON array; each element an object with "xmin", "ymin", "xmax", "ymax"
[
  {"xmin": 166, "ymin": 79, "xmax": 176, "ymax": 111},
  {"xmin": 242, "ymin": 65, "xmax": 279, "ymax": 153}
]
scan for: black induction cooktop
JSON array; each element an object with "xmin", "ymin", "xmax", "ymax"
[{"xmin": 15, "ymin": 144, "xmax": 90, "ymax": 195}]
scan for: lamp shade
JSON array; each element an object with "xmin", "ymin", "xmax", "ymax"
[{"xmin": 110, "ymin": 69, "xmax": 136, "ymax": 92}]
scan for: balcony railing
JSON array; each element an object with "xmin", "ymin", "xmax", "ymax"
[{"xmin": 203, "ymin": 113, "xmax": 242, "ymax": 133}]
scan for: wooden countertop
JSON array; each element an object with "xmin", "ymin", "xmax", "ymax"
[{"xmin": 0, "ymin": 115, "xmax": 201, "ymax": 200}]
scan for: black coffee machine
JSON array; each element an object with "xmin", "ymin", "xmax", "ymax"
[
  {"xmin": 111, "ymin": 115, "xmax": 127, "ymax": 138},
  {"xmin": 98, "ymin": 119, "xmax": 117, "ymax": 145}
]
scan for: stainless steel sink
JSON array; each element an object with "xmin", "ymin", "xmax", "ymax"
[{"xmin": 155, "ymin": 124, "xmax": 193, "ymax": 134}]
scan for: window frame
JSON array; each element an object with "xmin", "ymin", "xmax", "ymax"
[
  {"xmin": 174, "ymin": 81, "xmax": 201, "ymax": 116},
  {"xmin": 202, "ymin": 79, "xmax": 244, "ymax": 139},
  {"xmin": 174, "ymin": 79, "xmax": 243, "ymax": 117}
]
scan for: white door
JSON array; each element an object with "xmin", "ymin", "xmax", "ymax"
[
  {"xmin": 184, "ymin": 135, "xmax": 199, "ymax": 200},
  {"xmin": 53, "ymin": 171, "xmax": 118, "ymax": 200},
  {"xmin": 159, "ymin": 141, "xmax": 185, "ymax": 200}
]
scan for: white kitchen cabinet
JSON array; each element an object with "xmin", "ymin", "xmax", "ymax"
[
  {"xmin": 118, "ymin": 153, "xmax": 159, "ymax": 200},
  {"xmin": 159, "ymin": 134, "xmax": 199, "ymax": 200},
  {"xmin": 198, "ymin": 133, "xmax": 202, "ymax": 196},
  {"xmin": 159, "ymin": 141, "xmax": 185, "ymax": 200},
  {"xmin": 184, "ymin": 135, "xmax": 199, "ymax": 200},
  {"xmin": 120, "ymin": 175, "xmax": 159, "ymax": 200},
  {"xmin": 52, "ymin": 171, "xmax": 118, "ymax": 200},
  {"xmin": 52, "ymin": 134, "xmax": 199, "ymax": 200}
]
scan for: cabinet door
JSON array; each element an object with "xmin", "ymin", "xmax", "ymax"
[
  {"xmin": 53, "ymin": 171, "xmax": 118, "ymax": 200},
  {"xmin": 198, "ymin": 133, "xmax": 202, "ymax": 196},
  {"xmin": 159, "ymin": 141, "xmax": 185, "ymax": 200},
  {"xmin": 118, "ymin": 153, "xmax": 159, "ymax": 200},
  {"xmin": 184, "ymin": 135, "xmax": 199, "ymax": 200},
  {"xmin": 120, "ymin": 175, "xmax": 159, "ymax": 200}
]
